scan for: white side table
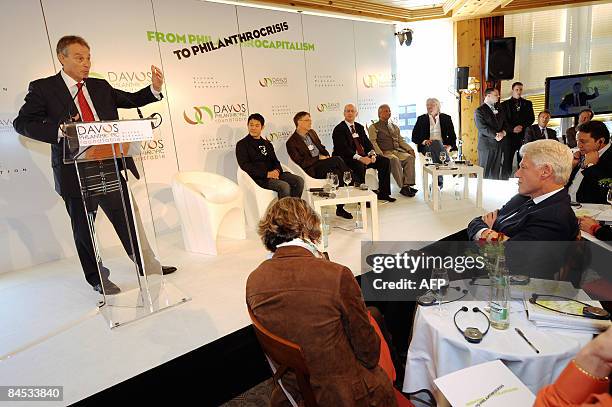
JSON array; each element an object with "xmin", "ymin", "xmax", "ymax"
[
  {"xmin": 422, "ymin": 164, "xmax": 484, "ymax": 211},
  {"xmin": 310, "ymin": 188, "xmax": 379, "ymax": 251}
]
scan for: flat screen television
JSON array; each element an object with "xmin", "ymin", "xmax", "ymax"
[{"xmin": 545, "ymin": 71, "xmax": 612, "ymax": 118}]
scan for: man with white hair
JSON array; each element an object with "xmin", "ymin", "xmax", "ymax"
[
  {"xmin": 412, "ymin": 98, "xmax": 457, "ymax": 189},
  {"xmin": 467, "ymin": 140, "xmax": 578, "ymax": 241},
  {"xmin": 368, "ymin": 104, "xmax": 417, "ymax": 197}
]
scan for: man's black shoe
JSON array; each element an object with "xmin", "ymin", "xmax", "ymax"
[
  {"xmin": 162, "ymin": 266, "xmax": 177, "ymax": 275},
  {"xmin": 336, "ymin": 208, "xmax": 353, "ymax": 219},
  {"xmin": 378, "ymin": 195, "xmax": 396, "ymax": 202},
  {"xmin": 93, "ymin": 279, "xmax": 121, "ymax": 295},
  {"xmin": 409, "ymin": 187, "xmax": 418, "ymax": 194},
  {"xmin": 400, "ymin": 187, "xmax": 415, "ymax": 197}
]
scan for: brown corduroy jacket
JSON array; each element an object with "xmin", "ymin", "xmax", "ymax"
[
  {"xmin": 286, "ymin": 130, "xmax": 330, "ymax": 178},
  {"xmin": 246, "ymin": 246, "xmax": 397, "ymax": 407}
]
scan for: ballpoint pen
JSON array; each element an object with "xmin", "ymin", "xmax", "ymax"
[{"xmin": 515, "ymin": 328, "xmax": 540, "ymax": 354}]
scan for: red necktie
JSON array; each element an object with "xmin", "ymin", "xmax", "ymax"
[
  {"xmin": 351, "ymin": 124, "xmax": 365, "ymax": 156},
  {"xmin": 76, "ymin": 82, "xmax": 95, "ymax": 122}
]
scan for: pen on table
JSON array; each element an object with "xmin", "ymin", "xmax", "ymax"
[{"xmin": 515, "ymin": 328, "xmax": 540, "ymax": 354}]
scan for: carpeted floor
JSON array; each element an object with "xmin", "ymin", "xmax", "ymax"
[{"xmin": 221, "ymin": 378, "xmax": 273, "ymax": 406}]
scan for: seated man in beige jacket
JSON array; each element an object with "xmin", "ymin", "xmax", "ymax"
[{"xmin": 368, "ymin": 104, "xmax": 417, "ymax": 197}]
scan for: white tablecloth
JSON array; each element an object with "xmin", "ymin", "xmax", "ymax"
[{"xmin": 402, "ymin": 300, "xmax": 593, "ymax": 395}]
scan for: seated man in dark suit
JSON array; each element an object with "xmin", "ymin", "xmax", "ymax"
[
  {"xmin": 468, "ymin": 139, "xmax": 578, "ymax": 241},
  {"xmin": 286, "ymin": 111, "xmax": 353, "ymax": 219},
  {"xmin": 332, "ymin": 104, "xmax": 395, "ymax": 202},
  {"xmin": 566, "ymin": 120, "xmax": 611, "ymax": 204},
  {"xmin": 236, "ymin": 113, "xmax": 303, "ymax": 199},
  {"xmin": 524, "ymin": 110, "xmax": 558, "ymax": 144},
  {"xmin": 565, "ymin": 108, "xmax": 593, "ymax": 148}
]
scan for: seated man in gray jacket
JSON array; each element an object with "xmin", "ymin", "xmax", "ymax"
[{"xmin": 368, "ymin": 104, "xmax": 417, "ymax": 197}]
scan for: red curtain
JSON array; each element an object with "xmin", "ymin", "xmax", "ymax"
[{"xmin": 480, "ymin": 16, "xmax": 504, "ymax": 99}]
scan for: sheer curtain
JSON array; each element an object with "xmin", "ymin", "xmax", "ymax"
[
  {"xmin": 395, "ymin": 18, "xmax": 457, "ymax": 142},
  {"xmin": 503, "ymin": 3, "xmax": 612, "ymax": 133}
]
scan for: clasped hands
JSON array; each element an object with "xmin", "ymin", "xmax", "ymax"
[
  {"xmin": 480, "ymin": 210, "xmax": 508, "ymax": 241},
  {"xmin": 495, "ymin": 130, "xmax": 507, "ymax": 142}
]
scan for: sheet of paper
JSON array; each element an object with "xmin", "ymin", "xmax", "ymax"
[{"xmin": 434, "ymin": 360, "xmax": 535, "ymax": 407}]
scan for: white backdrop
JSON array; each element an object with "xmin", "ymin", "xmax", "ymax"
[{"xmin": 0, "ymin": 0, "xmax": 397, "ymax": 274}]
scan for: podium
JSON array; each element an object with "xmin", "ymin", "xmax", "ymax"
[{"xmin": 63, "ymin": 119, "xmax": 189, "ymax": 329}]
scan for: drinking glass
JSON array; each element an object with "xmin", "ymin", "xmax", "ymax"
[
  {"xmin": 343, "ymin": 171, "xmax": 352, "ymax": 197},
  {"xmin": 431, "ymin": 268, "xmax": 450, "ymax": 316},
  {"xmin": 425, "ymin": 152, "xmax": 432, "ymax": 165},
  {"xmin": 330, "ymin": 173, "xmax": 339, "ymax": 193},
  {"xmin": 439, "ymin": 151, "xmax": 447, "ymax": 165}
]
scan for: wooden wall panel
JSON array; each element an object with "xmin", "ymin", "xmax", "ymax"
[{"xmin": 456, "ymin": 18, "xmax": 481, "ymax": 164}]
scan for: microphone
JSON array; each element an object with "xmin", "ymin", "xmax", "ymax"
[{"xmin": 117, "ymin": 84, "xmax": 163, "ymax": 129}]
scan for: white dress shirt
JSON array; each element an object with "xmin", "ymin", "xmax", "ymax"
[{"xmin": 568, "ymin": 143, "xmax": 610, "ymax": 202}]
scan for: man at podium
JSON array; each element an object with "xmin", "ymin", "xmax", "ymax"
[{"xmin": 13, "ymin": 35, "xmax": 176, "ymax": 295}]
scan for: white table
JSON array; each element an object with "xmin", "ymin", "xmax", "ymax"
[
  {"xmin": 310, "ymin": 187, "xmax": 379, "ymax": 251},
  {"xmin": 572, "ymin": 203, "xmax": 612, "ymax": 250},
  {"xmin": 422, "ymin": 164, "xmax": 484, "ymax": 211},
  {"xmin": 402, "ymin": 295, "xmax": 593, "ymax": 396}
]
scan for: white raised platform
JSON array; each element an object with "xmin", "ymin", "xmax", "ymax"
[{"xmin": 0, "ymin": 177, "xmax": 517, "ymax": 405}]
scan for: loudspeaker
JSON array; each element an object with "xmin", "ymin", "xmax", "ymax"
[
  {"xmin": 456, "ymin": 67, "xmax": 469, "ymax": 91},
  {"xmin": 485, "ymin": 37, "xmax": 516, "ymax": 81}
]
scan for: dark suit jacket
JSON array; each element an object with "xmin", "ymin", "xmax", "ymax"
[
  {"xmin": 286, "ymin": 130, "xmax": 330, "ymax": 177},
  {"xmin": 560, "ymin": 91, "xmax": 598, "ymax": 111},
  {"xmin": 566, "ymin": 146, "xmax": 612, "ymax": 204},
  {"xmin": 235, "ymin": 134, "xmax": 282, "ymax": 182},
  {"xmin": 474, "ymin": 103, "xmax": 506, "ymax": 148},
  {"xmin": 13, "ymin": 72, "xmax": 160, "ymax": 197},
  {"xmin": 524, "ymin": 125, "xmax": 559, "ymax": 143},
  {"xmin": 500, "ymin": 97, "xmax": 534, "ymax": 144},
  {"xmin": 411, "ymin": 113, "xmax": 457, "ymax": 154},
  {"xmin": 565, "ymin": 126, "xmax": 578, "ymax": 148},
  {"xmin": 467, "ymin": 189, "xmax": 578, "ymax": 241},
  {"xmin": 331, "ymin": 121, "xmax": 374, "ymax": 163},
  {"xmin": 246, "ymin": 246, "xmax": 396, "ymax": 407}
]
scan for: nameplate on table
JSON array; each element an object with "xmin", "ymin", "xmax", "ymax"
[
  {"xmin": 434, "ymin": 360, "xmax": 535, "ymax": 407},
  {"xmin": 76, "ymin": 120, "xmax": 154, "ymax": 147}
]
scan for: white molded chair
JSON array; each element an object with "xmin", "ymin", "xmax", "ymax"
[
  {"xmin": 172, "ymin": 172, "xmax": 246, "ymax": 256},
  {"xmin": 237, "ymin": 165, "xmax": 290, "ymax": 228}
]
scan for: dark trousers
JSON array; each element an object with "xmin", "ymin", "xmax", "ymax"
[
  {"xmin": 346, "ymin": 155, "xmax": 391, "ymax": 196},
  {"xmin": 309, "ymin": 156, "xmax": 350, "ymax": 209},
  {"xmin": 257, "ymin": 171, "xmax": 304, "ymax": 198},
  {"xmin": 501, "ymin": 136, "xmax": 522, "ymax": 180},
  {"xmin": 310, "ymin": 156, "xmax": 349, "ymax": 185},
  {"xmin": 478, "ymin": 139, "xmax": 503, "ymax": 180},
  {"xmin": 63, "ymin": 163, "xmax": 141, "ymax": 287}
]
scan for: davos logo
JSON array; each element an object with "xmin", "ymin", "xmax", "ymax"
[
  {"xmin": 89, "ymin": 71, "xmax": 152, "ymax": 84},
  {"xmin": 76, "ymin": 123, "xmax": 119, "ymax": 135},
  {"xmin": 183, "ymin": 104, "xmax": 247, "ymax": 125},
  {"xmin": 259, "ymin": 77, "xmax": 288, "ymax": 87},
  {"xmin": 316, "ymin": 102, "xmax": 341, "ymax": 112},
  {"xmin": 363, "ymin": 73, "xmax": 397, "ymax": 89}
]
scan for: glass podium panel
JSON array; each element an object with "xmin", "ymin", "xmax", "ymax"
[{"xmin": 63, "ymin": 120, "xmax": 190, "ymax": 328}]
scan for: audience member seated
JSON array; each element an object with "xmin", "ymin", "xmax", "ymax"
[
  {"xmin": 369, "ymin": 104, "xmax": 418, "ymax": 197},
  {"xmin": 566, "ymin": 121, "xmax": 611, "ymax": 204},
  {"xmin": 246, "ymin": 197, "xmax": 398, "ymax": 407},
  {"xmin": 412, "ymin": 97, "xmax": 458, "ymax": 188},
  {"xmin": 579, "ymin": 216, "xmax": 612, "ymax": 241},
  {"xmin": 565, "ymin": 109, "xmax": 594, "ymax": 148},
  {"xmin": 524, "ymin": 110, "xmax": 558, "ymax": 144},
  {"xmin": 332, "ymin": 104, "xmax": 396, "ymax": 202},
  {"xmin": 286, "ymin": 111, "xmax": 353, "ymax": 219},
  {"xmin": 236, "ymin": 113, "xmax": 304, "ymax": 199},
  {"xmin": 534, "ymin": 326, "xmax": 612, "ymax": 406},
  {"xmin": 467, "ymin": 139, "xmax": 578, "ymax": 241}
]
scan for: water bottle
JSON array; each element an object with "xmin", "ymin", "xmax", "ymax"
[
  {"xmin": 457, "ymin": 138, "xmax": 464, "ymax": 161},
  {"xmin": 490, "ymin": 255, "xmax": 510, "ymax": 330},
  {"xmin": 322, "ymin": 211, "xmax": 330, "ymax": 248},
  {"xmin": 354, "ymin": 206, "xmax": 363, "ymax": 229}
]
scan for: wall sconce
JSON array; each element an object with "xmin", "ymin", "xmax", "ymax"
[{"xmin": 461, "ymin": 77, "xmax": 481, "ymax": 102}]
